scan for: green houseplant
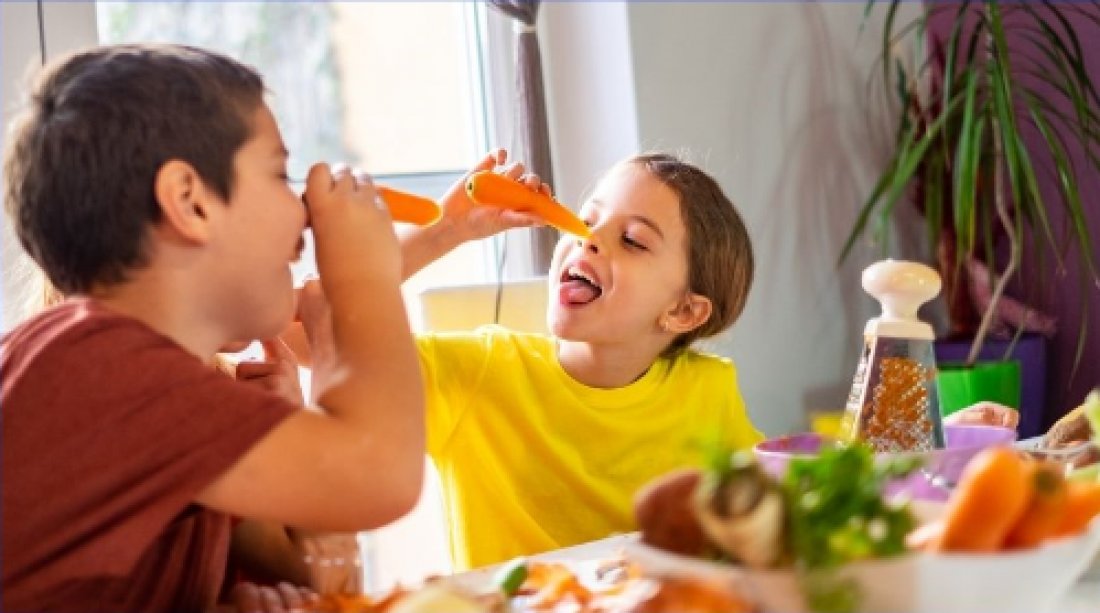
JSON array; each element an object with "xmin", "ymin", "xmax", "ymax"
[{"xmin": 842, "ymin": 1, "xmax": 1100, "ymax": 423}]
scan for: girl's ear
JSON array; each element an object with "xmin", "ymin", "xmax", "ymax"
[
  {"xmin": 661, "ymin": 292, "xmax": 712, "ymax": 334},
  {"xmin": 154, "ymin": 160, "xmax": 214, "ymax": 244}
]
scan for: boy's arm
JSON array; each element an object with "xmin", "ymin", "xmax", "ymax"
[
  {"xmin": 400, "ymin": 149, "xmax": 547, "ymax": 280},
  {"xmin": 196, "ymin": 164, "xmax": 425, "ymax": 531}
]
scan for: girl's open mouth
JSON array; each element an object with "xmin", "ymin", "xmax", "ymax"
[{"xmin": 559, "ymin": 262, "xmax": 603, "ymax": 306}]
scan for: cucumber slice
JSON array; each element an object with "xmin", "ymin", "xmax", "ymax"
[{"xmin": 494, "ymin": 556, "xmax": 529, "ymax": 596}]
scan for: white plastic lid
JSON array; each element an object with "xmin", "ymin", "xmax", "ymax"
[{"xmin": 862, "ymin": 259, "xmax": 941, "ymax": 340}]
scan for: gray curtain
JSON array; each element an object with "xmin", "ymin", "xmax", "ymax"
[{"xmin": 488, "ymin": 0, "xmax": 557, "ymax": 273}]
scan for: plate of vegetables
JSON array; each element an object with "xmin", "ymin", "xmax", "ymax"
[{"xmin": 629, "ymin": 427, "xmax": 1100, "ymax": 613}]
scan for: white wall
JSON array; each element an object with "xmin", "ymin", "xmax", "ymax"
[
  {"xmin": 540, "ymin": 1, "xmax": 639, "ymax": 205},
  {"xmin": 559, "ymin": 2, "xmax": 916, "ymax": 435},
  {"xmin": 1, "ymin": 1, "xmax": 98, "ymax": 329}
]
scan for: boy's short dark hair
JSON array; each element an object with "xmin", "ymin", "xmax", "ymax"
[
  {"xmin": 3, "ymin": 44, "xmax": 265, "ymax": 294},
  {"xmin": 630, "ymin": 153, "xmax": 755, "ymax": 357}
]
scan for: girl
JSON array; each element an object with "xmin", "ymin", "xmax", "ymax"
[{"xmin": 401, "ymin": 152, "xmax": 761, "ymax": 570}]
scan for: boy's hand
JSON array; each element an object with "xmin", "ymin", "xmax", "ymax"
[
  {"xmin": 235, "ymin": 338, "xmax": 304, "ymax": 405},
  {"xmin": 226, "ymin": 581, "xmax": 319, "ymax": 613},
  {"xmin": 305, "ymin": 163, "xmax": 401, "ymax": 285},
  {"xmin": 295, "ymin": 279, "xmax": 337, "ymax": 406},
  {"xmin": 437, "ymin": 148, "xmax": 548, "ymax": 242},
  {"xmin": 290, "ymin": 529, "xmax": 363, "ymax": 596}
]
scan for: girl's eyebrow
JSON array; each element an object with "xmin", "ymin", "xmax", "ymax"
[
  {"xmin": 629, "ymin": 215, "xmax": 665, "ymax": 240},
  {"xmin": 589, "ymin": 199, "xmax": 665, "ymax": 240}
]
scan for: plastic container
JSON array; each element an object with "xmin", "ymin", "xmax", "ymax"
[{"xmin": 754, "ymin": 423, "xmax": 1017, "ymax": 500}]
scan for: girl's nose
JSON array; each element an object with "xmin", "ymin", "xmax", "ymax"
[{"xmin": 576, "ymin": 233, "xmax": 599, "ymax": 254}]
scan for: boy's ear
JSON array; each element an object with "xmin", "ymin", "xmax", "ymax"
[
  {"xmin": 661, "ymin": 292, "xmax": 712, "ymax": 334},
  {"xmin": 154, "ymin": 160, "xmax": 214, "ymax": 244}
]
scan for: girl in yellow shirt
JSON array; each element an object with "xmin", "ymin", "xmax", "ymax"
[{"xmin": 400, "ymin": 150, "xmax": 762, "ymax": 569}]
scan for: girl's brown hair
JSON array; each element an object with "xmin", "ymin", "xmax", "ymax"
[{"xmin": 629, "ymin": 153, "xmax": 754, "ymax": 357}]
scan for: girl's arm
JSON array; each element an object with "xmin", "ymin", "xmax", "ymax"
[{"xmin": 399, "ymin": 149, "xmax": 546, "ymax": 280}]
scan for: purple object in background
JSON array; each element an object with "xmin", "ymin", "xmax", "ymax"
[
  {"xmin": 754, "ymin": 424, "xmax": 1017, "ymax": 501},
  {"xmin": 934, "ymin": 333, "xmax": 1046, "ymax": 440}
]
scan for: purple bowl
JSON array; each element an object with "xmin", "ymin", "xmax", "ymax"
[{"xmin": 754, "ymin": 423, "xmax": 1017, "ymax": 500}]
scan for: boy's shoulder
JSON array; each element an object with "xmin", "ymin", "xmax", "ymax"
[
  {"xmin": 2, "ymin": 298, "xmax": 208, "ymax": 402},
  {"xmin": 3, "ymin": 299, "xmax": 126, "ymax": 378}
]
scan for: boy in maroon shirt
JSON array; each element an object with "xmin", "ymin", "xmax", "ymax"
[{"xmin": 1, "ymin": 44, "xmax": 424, "ymax": 612}]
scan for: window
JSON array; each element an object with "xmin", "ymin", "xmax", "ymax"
[
  {"xmin": 96, "ymin": 1, "xmax": 508, "ymax": 304},
  {"xmin": 93, "ymin": 1, "xmax": 518, "ymax": 590}
]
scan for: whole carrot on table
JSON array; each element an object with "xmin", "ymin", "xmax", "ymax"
[{"xmin": 931, "ymin": 446, "xmax": 1031, "ymax": 552}]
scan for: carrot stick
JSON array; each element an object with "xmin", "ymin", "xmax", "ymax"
[
  {"xmin": 931, "ymin": 446, "xmax": 1031, "ymax": 552},
  {"xmin": 465, "ymin": 171, "xmax": 591, "ymax": 238},
  {"xmin": 1052, "ymin": 481, "xmax": 1100, "ymax": 538},
  {"xmin": 1003, "ymin": 461, "xmax": 1068, "ymax": 549},
  {"xmin": 376, "ymin": 186, "xmax": 441, "ymax": 226}
]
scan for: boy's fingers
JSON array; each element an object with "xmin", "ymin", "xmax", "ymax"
[
  {"xmin": 258, "ymin": 585, "xmax": 286, "ymax": 613},
  {"xmin": 219, "ymin": 340, "xmax": 252, "ymax": 354},
  {"xmin": 261, "ymin": 337, "xmax": 296, "ymax": 364},
  {"xmin": 276, "ymin": 583, "xmax": 305, "ymax": 612},
  {"xmin": 236, "ymin": 361, "xmax": 279, "ymax": 380},
  {"xmin": 230, "ymin": 582, "xmax": 263, "ymax": 613},
  {"xmin": 305, "ymin": 163, "xmax": 333, "ymax": 197}
]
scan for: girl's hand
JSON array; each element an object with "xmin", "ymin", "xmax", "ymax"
[
  {"xmin": 226, "ymin": 581, "xmax": 319, "ymax": 613},
  {"xmin": 437, "ymin": 148, "xmax": 548, "ymax": 242},
  {"xmin": 945, "ymin": 401, "xmax": 1020, "ymax": 429},
  {"xmin": 235, "ymin": 338, "xmax": 304, "ymax": 405}
]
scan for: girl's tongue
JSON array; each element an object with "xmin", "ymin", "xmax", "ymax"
[{"xmin": 559, "ymin": 279, "xmax": 601, "ymax": 305}]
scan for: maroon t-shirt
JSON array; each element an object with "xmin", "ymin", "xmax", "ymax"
[{"xmin": 1, "ymin": 299, "xmax": 296, "ymax": 612}]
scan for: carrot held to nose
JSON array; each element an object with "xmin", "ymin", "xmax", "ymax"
[
  {"xmin": 376, "ymin": 186, "xmax": 442, "ymax": 226},
  {"xmin": 465, "ymin": 171, "xmax": 591, "ymax": 239}
]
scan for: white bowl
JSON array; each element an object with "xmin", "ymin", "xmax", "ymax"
[{"xmin": 624, "ymin": 512, "xmax": 1100, "ymax": 613}]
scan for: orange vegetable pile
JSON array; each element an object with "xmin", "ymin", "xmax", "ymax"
[{"xmin": 927, "ymin": 446, "xmax": 1100, "ymax": 553}]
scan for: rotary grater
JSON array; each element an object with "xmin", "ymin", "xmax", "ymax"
[{"xmin": 839, "ymin": 260, "xmax": 945, "ymax": 452}]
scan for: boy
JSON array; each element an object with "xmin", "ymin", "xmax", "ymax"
[{"xmin": 1, "ymin": 44, "xmax": 423, "ymax": 611}]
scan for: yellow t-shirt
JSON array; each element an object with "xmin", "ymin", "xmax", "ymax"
[{"xmin": 418, "ymin": 325, "xmax": 762, "ymax": 570}]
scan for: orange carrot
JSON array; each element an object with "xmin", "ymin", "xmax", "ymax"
[
  {"xmin": 376, "ymin": 186, "xmax": 441, "ymax": 226},
  {"xmin": 1052, "ymin": 480, "xmax": 1100, "ymax": 538},
  {"xmin": 932, "ymin": 447, "xmax": 1031, "ymax": 552},
  {"xmin": 465, "ymin": 171, "xmax": 591, "ymax": 238},
  {"xmin": 1003, "ymin": 461, "xmax": 1068, "ymax": 549}
]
